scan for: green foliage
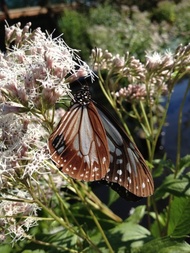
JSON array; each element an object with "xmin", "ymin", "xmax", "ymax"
[
  {"xmin": 133, "ymin": 237, "xmax": 190, "ymax": 253},
  {"xmin": 168, "ymin": 197, "xmax": 190, "ymax": 237},
  {"xmin": 89, "ymin": 4, "xmax": 121, "ymax": 27},
  {"xmin": 88, "ymin": 6, "xmax": 156, "ymax": 59},
  {"xmin": 58, "ymin": 0, "xmax": 190, "ymax": 61},
  {"xmin": 152, "ymin": 1, "xmax": 176, "ymax": 23},
  {"xmin": 154, "ymin": 171, "xmax": 190, "ymax": 199},
  {"xmin": 58, "ymin": 9, "xmax": 91, "ymax": 60},
  {"xmin": 174, "ymin": 0, "xmax": 190, "ymax": 45}
]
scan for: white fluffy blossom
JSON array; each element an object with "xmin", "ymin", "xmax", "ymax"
[{"xmin": 0, "ymin": 22, "xmax": 93, "ymax": 243}]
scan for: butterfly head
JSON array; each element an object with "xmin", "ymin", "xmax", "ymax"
[{"xmin": 72, "ymin": 84, "xmax": 91, "ymax": 106}]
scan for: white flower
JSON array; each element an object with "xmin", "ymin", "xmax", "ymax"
[
  {"xmin": 0, "ymin": 22, "xmax": 94, "ymax": 109},
  {"xmin": 145, "ymin": 51, "xmax": 174, "ymax": 70},
  {"xmin": 0, "ymin": 112, "xmax": 50, "ymax": 184},
  {"xmin": 0, "ymin": 22, "xmax": 94, "ymax": 244},
  {"xmin": 0, "ymin": 189, "xmax": 41, "ymax": 243},
  {"xmin": 146, "ymin": 51, "xmax": 162, "ymax": 64}
]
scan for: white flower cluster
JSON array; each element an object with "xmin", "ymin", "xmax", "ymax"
[
  {"xmin": 0, "ymin": 22, "xmax": 93, "ymax": 109},
  {"xmin": 0, "ymin": 189, "xmax": 40, "ymax": 242},
  {"xmin": 92, "ymin": 48, "xmax": 176, "ymax": 103},
  {"xmin": 0, "ymin": 22, "xmax": 93, "ymax": 243}
]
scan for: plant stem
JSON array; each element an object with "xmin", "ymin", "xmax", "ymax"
[
  {"xmin": 28, "ymin": 236, "xmax": 78, "ymax": 253},
  {"xmin": 175, "ymin": 77, "xmax": 190, "ymax": 177},
  {"xmin": 23, "ymin": 179, "xmax": 101, "ymax": 252},
  {"xmin": 70, "ymin": 180, "xmax": 114, "ymax": 253}
]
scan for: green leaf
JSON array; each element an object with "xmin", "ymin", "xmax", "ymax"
[
  {"xmin": 160, "ymin": 243, "xmax": 190, "ymax": 253},
  {"xmin": 126, "ymin": 205, "xmax": 146, "ymax": 224},
  {"xmin": 109, "ymin": 221, "xmax": 151, "ymax": 241},
  {"xmin": 153, "ymin": 159, "xmax": 173, "ymax": 178},
  {"xmin": 150, "ymin": 212, "xmax": 167, "ymax": 238},
  {"xmin": 179, "ymin": 155, "xmax": 190, "ymax": 173},
  {"xmin": 154, "ymin": 173, "xmax": 190, "ymax": 199},
  {"xmin": 104, "ymin": 221, "xmax": 152, "ymax": 253},
  {"xmin": 168, "ymin": 196, "xmax": 190, "ymax": 237},
  {"xmin": 107, "ymin": 187, "xmax": 120, "ymax": 206},
  {"xmin": 132, "ymin": 237, "xmax": 190, "ymax": 253},
  {"xmin": 0, "ymin": 245, "xmax": 12, "ymax": 253}
]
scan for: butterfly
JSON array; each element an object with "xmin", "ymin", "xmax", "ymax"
[{"xmin": 48, "ymin": 81, "xmax": 154, "ymax": 201}]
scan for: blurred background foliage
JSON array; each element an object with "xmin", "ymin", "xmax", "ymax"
[
  {"xmin": 57, "ymin": 0, "xmax": 190, "ymax": 60},
  {"xmin": 1, "ymin": 0, "xmax": 190, "ymax": 60}
]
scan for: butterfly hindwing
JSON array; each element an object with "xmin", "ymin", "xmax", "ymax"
[{"xmin": 96, "ymin": 103, "xmax": 154, "ymax": 197}]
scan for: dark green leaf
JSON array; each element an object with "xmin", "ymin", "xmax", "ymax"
[
  {"xmin": 179, "ymin": 155, "xmax": 190, "ymax": 172},
  {"xmin": 154, "ymin": 173, "xmax": 190, "ymax": 199},
  {"xmin": 109, "ymin": 221, "xmax": 151, "ymax": 241},
  {"xmin": 132, "ymin": 237, "xmax": 190, "ymax": 253},
  {"xmin": 153, "ymin": 159, "xmax": 173, "ymax": 178},
  {"xmin": 168, "ymin": 196, "xmax": 190, "ymax": 237}
]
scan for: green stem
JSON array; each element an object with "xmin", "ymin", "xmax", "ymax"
[
  {"xmin": 175, "ymin": 77, "xmax": 190, "ymax": 177},
  {"xmin": 28, "ymin": 236, "xmax": 78, "ymax": 253},
  {"xmin": 48, "ymin": 175, "xmax": 94, "ymax": 239},
  {"xmin": 151, "ymin": 198, "xmax": 162, "ymax": 236},
  {"xmin": 139, "ymin": 101, "xmax": 152, "ymax": 159},
  {"xmin": 47, "ymin": 175, "xmax": 70, "ymax": 224},
  {"xmin": 139, "ymin": 101, "xmax": 152, "ymax": 133},
  {"xmin": 98, "ymin": 68, "xmax": 115, "ymax": 109},
  {"xmin": 70, "ymin": 180, "xmax": 114, "ymax": 253},
  {"xmin": 23, "ymin": 179, "xmax": 100, "ymax": 252},
  {"xmin": 98, "ymin": 69, "xmax": 133, "ymax": 138}
]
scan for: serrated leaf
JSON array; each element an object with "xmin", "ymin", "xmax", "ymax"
[
  {"xmin": 160, "ymin": 243, "xmax": 190, "ymax": 253},
  {"xmin": 109, "ymin": 221, "xmax": 151, "ymax": 241},
  {"xmin": 132, "ymin": 237, "xmax": 190, "ymax": 253},
  {"xmin": 168, "ymin": 196, "xmax": 190, "ymax": 237},
  {"xmin": 102, "ymin": 221, "xmax": 152, "ymax": 253}
]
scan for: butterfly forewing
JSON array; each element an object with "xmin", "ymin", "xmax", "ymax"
[
  {"xmin": 48, "ymin": 99, "xmax": 110, "ymax": 181},
  {"xmin": 96, "ymin": 104, "xmax": 154, "ymax": 197}
]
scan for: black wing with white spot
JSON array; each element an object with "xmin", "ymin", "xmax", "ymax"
[{"xmin": 96, "ymin": 103, "xmax": 154, "ymax": 198}]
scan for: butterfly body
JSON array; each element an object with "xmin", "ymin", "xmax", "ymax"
[{"xmin": 48, "ymin": 83, "xmax": 154, "ymax": 200}]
